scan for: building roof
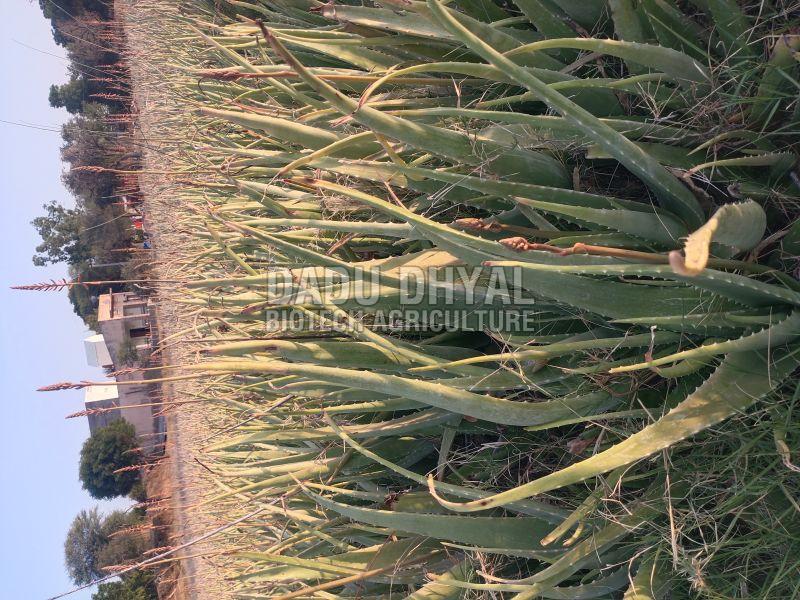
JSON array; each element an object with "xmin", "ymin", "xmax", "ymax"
[
  {"xmin": 97, "ymin": 293, "xmax": 114, "ymax": 322},
  {"xmin": 84, "ymin": 334, "xmax": 113, "ymax": 367},
  {"xmin": 85, "ymin": 384, "xmax": 119, "ymax": 404}
]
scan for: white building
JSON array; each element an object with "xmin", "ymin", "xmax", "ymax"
[
  {"xmin": 82, "ymin": 293, "xmax": 164, "ymax": 453},
  {"xmin": 84, "ymin": 334, "xmax": 113, "ymax": 368}
]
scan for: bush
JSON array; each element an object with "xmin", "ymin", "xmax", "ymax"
[{"xmin": 116, "ymin": 338, "xmax": 141, "ymax": 368}]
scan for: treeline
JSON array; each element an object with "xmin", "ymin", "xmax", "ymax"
[
  {"xmin": 66, "ymin": 420, "xmax": 161, "ymax": 599},
  {"xmin": 35, "ymin": 0, "xmax": 146, "ymax": 329}
]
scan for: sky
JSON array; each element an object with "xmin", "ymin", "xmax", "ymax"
[{"xmin": 0, "ymin": 2, "xmax": 121, "ymax": 598}]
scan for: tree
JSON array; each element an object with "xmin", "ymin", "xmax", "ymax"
[
  {"xmin": 31, "ymin": 201, "xmax": 132, "ymax": 268},
  {"xmin": 39, "ymin": 1, "xmax": 114, "ymax": 45},
  {"xmin": 96, "ymin": 510, "xmax": 149, "ymax": 571},
  {"xmin": 64, "ymin": 508, "xmax": 106, "ymax": 585},
  {"xmin": 49, "ymin": 77, "xmax": 88, "ymax": 113},
  {"xmin": 65, "ymin": 509, "xmax": 150, "ymax": 587},
  {"xmin": 79, "ymin": 420, "xmax": 142, "ymax": 499},
  {"xmin": 92, "ymin": 572, "xmax": 157, "ymax": 600},
  {"xmin": 31, "ymin": 201, "xmax": 92, "ymax": 266},
  {"xmin": 60, "ymin": 103, "xmax": 120, "ymax": 204}
]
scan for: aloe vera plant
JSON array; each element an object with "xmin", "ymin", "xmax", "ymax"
[{"xmin": 115, "ymin": 0, "xmax": 800, "ymax": 597}]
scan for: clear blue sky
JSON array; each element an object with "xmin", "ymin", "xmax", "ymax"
[{"xmin": 1, "ymin": 2, "xmax": 121, "ymax": 598}]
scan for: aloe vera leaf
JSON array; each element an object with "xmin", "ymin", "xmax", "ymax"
[
  {"xmin": 324, "ymin": 414, "xmax": 569, "ymax": 522},
  {"xmin": 541, "ymin": 467, "xmax": 626, "ymax": 546},
  {"xmin": 669, "ymin": 200, "xmax": 766, "ymax": 276},
  {"xmin": 383, "ymin": 0, "xmax": 566, "ymax": 68},
  {"xmin": 609, "ymin": 0, "xmax": 654, "ymax": 46},
  {"xmin": 612, "ymin": 311, "xmax": 786, "ymax": 334},
  {"xmin": 641, "ymin": 0, "xmax": 707, "ymax": 61},
  {"xmin": 504, "ymin": 37, "xmax": 709, "ymax": 86},
  {"xmin": 427, "ymin": 1, "xmax": 705, "ymax": 228},
  {"xmin": 524, "ymin": 409, "xmax": 651, "ymax": 431},
  {"xmin": 622, "ymin": 550, "xmax": 671, "ymax": 599},
  {"xmin": 413, "ymin": 331, "xmax": 682, "ymax": 370},
  {"xmin": 550, "ymin": 0, "xmax": 606, "ymax": 29},
  {"xmin": 239, "ymin": 538, "xmax": 437, "ymax": 582},
  {"xmin": 272, "ymin": 32, "xmax": 398, "ymax": 70},
  {"xmin": 488, "ymin": 262, "xmax": 800, "ymax": 308},
  {"xmin": 436, "ymin": 422, "xmax": 458, "ymax": 480},
  {"xmin": 262, "ymin": 26, "xmax": 570, "ymax": 187},
  {"xmin": 585, "ymin": 141, "xmax": 702, "ymax": 169},
  {"xmin": 480, "ymin": 262, "xmax": 712, "ymax": 322},
  {"xmin": 278, "ymin": 132, "xmax": 384, "ymax": 173},
  {"xmin": 427, "ymin": 346, "xmax": 800, "ymax": 511},
  {"xmin": 750, "ymin": 35, "xmax": 800, "ymax": 127},
  {"xmin": 514, "ymin": 0, "xmax": 576, "ymax": 40},
  {"xmin": 286, "ymin": 398, "xmax": 424, "ymax": 415},
  {"xmin": 206, "ymin": 339, "xmax": 477, "ymax": 361},
  {"xmin": 610, "ymin": 311, "xmax": 800, "ymax": 373},
  {"xmin": 232, "ymin": 340, "xmax": 423, "ymax": 371},
  {"xmin": 303, "ymin": 177, "xmax": 663, "ymax": 270},
  {"xmin": 200, "ymin": 107, "xmax": 343, "ymax": 149},
  {"xmin": 398, "ymin": 112, "xmax": 694, "ymax": 144},
  {"xmin": 205, "ymin": 222, "xmax": 259, "ymax": 275},
  {"xmin": 421, "ymin": 566, "xmax": 630, "ymax": 597},
  {"xmin": 307, "ymin": 491, "xmax": 556, "ymax": 552},
  {"xmin": 481, "ymin": 487, "xmax": 668, "ymax": 594},
  {"xmin": 205, "ymin": 409, "xmax": 457, "ymax": 448},
  {"xmin": 403, "ymin": 560, "xmax": 471, "ymax": 600},
  {"xmin": 360, "ymin": 62, "xmax": 622, "ymax": 116},
  {"xmin": 198, "ymin": 359, "xmax": 619, "ymax": 426},
  {"xmin": 687, "ymin": 152, "xmax": 796, "ymax": 176},
  {"xmin": 686, "ymin": 0, "xmax": 755, "ymax": 58},
  {"xmin": 512, "ymin": 196, "xmax": 685, "ymax": 245},
  {"xmin": 319, "ymin": 4, "xmax": 457, "ymax": 40},
  {"xmin": 323, "ymin": 159, "xmax": 681, "ymax": 218},
  {"xmin": 522, "ymin": 567, "xmax": 632, "ymax": 599},
  {"xmin": 237, "ymin": 218, "xmax": 413, "ymax": 238}
]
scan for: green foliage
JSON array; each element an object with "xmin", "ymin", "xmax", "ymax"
[
  {"xmin": 116, "ymin": 338, "xmax": 142, "ymax": 368},
  {"xmin": 31, "ymin": 199, "xmax": 130, "ymax": 266},
  {"xmin": 49, "ymin": 77, "xmax": 88, "ymax": 114},
  {"xmin": 31, "ymin": 201, "xmax": 90, "ymax": 266},
  {"xmin": 95, "ymin": 511, "xmax": 149, "ymax": 573},
  {"xmin": 60, "ymin": 103, "xmax": 120, "ymax": 204},
  {"xmin": 79, "ymin": 420, "xmax": 141, "ymax": 499},
  {"xmin": 126, "ymin": 479, "xmax": 148, "ymax": 503},
  {"xmin": 64, "ymin": 509, "xmax": 147, "ymax": 584},
  {"xmin": 64, "ymin": 508, "xmax": 106, "ymax": 585},
  {"xmin": 31, "ymin": 99, "xmax": 132, "ymax": 328},
  {"xmin": 65, "ymin": 508, "xmax": 151, "ymax": 589},
  {"xmin": 92, "ymin": 572, "xmax": 157, "ymax": 600}
]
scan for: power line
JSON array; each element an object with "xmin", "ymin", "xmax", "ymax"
[
  {"xmin": 11, "ymin": 38, "xmax": 124, "ymax": 79},
  {"xmin": 0, "ymin": 118, "xmax": 61, "ymax": 132}
]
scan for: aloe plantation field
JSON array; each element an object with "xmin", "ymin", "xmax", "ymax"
[{"xmin": 101, "ymin": 0, "xmax": 800, "ymax": 597}]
